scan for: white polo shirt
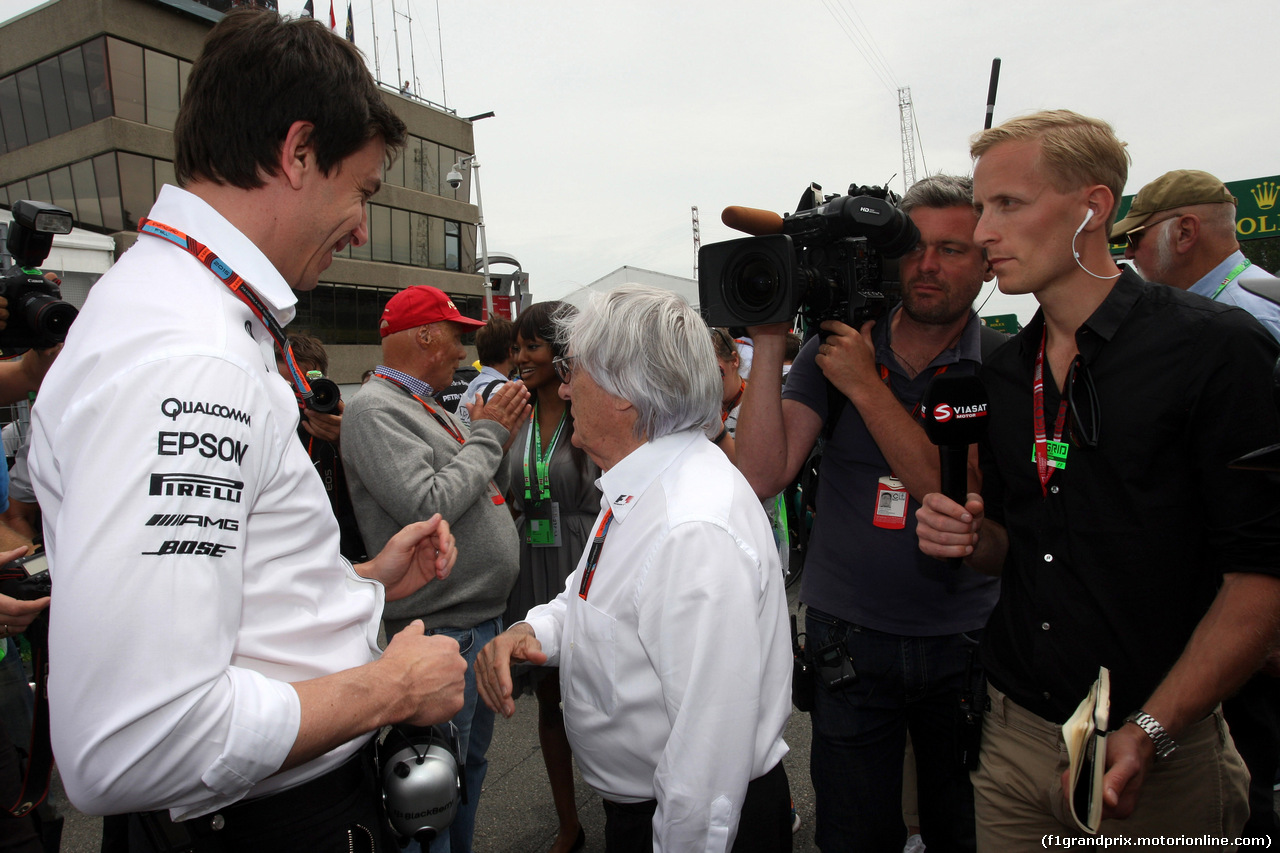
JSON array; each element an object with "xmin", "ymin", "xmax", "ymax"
[
  {"xmin": 523, "ymin": 429, "xmax": 791, "ymax": 852},
  {"xmin": 29, "ymin": 185, "xmax": 384, "ymax": 819}
]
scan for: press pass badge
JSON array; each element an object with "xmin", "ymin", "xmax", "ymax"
[
  {"xmin": 526, "ymin": 500, "xmax": 562, "ymax": 548},
  {"xmin": 873, "ymin": 476, "xmax": 909, "ymax": 529},
  {"xmin": 1031, "ymin": 439, "xmax": 1069, "ymax": 471}
]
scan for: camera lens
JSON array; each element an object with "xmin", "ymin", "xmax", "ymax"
[
  {"xmin": 18, "ymin": 289, "xmax": 77, "ymax": 346},
  {"xmin": 306, "ymin": 377, "xmax": 342, "ymax": 414},
  {"xmin": 723, "ymin": 252, "xmax": 789, "ymax": 322}
]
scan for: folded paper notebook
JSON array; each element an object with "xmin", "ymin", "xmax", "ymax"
[{"xmin": 1062, "ymin": 666, "xmax": 1110, "ymax": 835}]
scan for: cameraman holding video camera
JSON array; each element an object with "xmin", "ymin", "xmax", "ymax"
[{"xmin": 735, "ymin": 174, "xmax": 999, "ymax": 852}]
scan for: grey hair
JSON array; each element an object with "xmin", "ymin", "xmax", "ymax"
[
  {"xmin": 899, "ymin": 173, "xmax": 975, "ymax": 214},
  {"xmin": 556, "ymin": 284, "xmax": 720, "ymax": 441}
]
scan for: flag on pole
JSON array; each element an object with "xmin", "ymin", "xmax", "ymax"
[
  {"xmin": 345, "ymin": 2, "xmax": 354, "ymax": 42},
  {"xmin": 329, "ymin": 0, "xmax": 336, "ymax": 29},
  {"xmin": 301, "ymin": 0, "xmax": 313, "ymax": 17}
]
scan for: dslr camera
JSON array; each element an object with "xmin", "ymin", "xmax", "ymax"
[
  {"xmin": 301, "ymin": 370, "xmax": 342, "ymax": 415},
  {"xmin": 698, "ymin": 183, "xmax": 919, "ymax": 330},
  {"xmin": 0, "ymin": 200, "xmax": 79, "ymax": 350}
]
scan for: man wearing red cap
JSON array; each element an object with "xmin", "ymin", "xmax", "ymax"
[{"xmin": 343, "ymin": 284, "xmax": 530, "ymax": 853}]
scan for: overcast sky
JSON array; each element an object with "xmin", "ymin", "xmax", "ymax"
[{"xmin": 5, "ymin": 0, "xmax": 1277, "ymax": 324}]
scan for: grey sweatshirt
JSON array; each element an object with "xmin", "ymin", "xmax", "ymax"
[{"xmin": 342, "ymin": 376, "xmax": 520, "ymax": 631}]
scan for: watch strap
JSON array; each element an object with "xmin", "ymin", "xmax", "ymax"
[{"xmin": 1124, "ymin": 710, "xmax": 1177, "ymax": 760}]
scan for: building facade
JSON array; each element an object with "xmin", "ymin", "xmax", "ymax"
[{"xmin": 0, "ymin": 0, "xmax": 487, "ymax": 380}]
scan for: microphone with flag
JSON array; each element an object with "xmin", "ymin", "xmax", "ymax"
[{"xmin": 921, "ymin": 372, "xmax": 990, "ymax": 576}]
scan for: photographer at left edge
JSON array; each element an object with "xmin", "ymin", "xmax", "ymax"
[
  {"xmin": 27, "ymin": 11, "xmax": 468, "ymax": 851},
  {"xmin": 734, "ymin": 174, "xmax": 1001, "ymax": 852}
]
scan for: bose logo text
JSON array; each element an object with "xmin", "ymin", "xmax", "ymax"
[
  {"xmin": 158, "ymin": 432, "xmax": 249, "ymax": 464},
  {"xmin": 160, "ymin": 398, "xmax": 252, "ymax": 425},
  {"xmin": 142, "ymin": 540, "xmax": 237, "ymax": 557},
  {"xmin": 149, "ymin": 473, "xmax": 244, "ymax": 503},
  {"xmin": 146, "ymin": 514, "xmax": 240, "ymax": 531}
]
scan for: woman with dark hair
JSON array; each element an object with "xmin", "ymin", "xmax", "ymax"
[{"xmin": 504, "ymin": 301, "xmax": 599, "ymax": 853}]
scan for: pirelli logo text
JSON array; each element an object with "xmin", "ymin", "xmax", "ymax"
[
  {"xmin": 148, "ymin": 473, "xmax": 244, "ymax": 504},
  {"xmin": 146, "ymin": 514, "xmax": 240, "ymax": 531}
]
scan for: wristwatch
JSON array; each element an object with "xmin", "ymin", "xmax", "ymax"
[{"xmin": 1124, "ymin": 710, "xmax": 1177, "ymax": 761}]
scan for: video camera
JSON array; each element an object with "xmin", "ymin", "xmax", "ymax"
[
  {"xmin": 0, "ymin": 200, "xmax": 79, "ymax": 350},
  {"xmin": 698, "ymin": 183, "xmax": 919, "ymax": 330}
]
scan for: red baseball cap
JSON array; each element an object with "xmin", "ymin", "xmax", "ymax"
[{"xmin": 379, "ymin": 286, "xmax": 485, "ymax": 337}]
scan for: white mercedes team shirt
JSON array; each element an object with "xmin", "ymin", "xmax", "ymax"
[
  {"xmin": 522, "ymin": 429, "xmax": 791, "ymax": 852},
  {"xmin": 29, "ymin": 185, "xmax": 384, "ymax": 819}
]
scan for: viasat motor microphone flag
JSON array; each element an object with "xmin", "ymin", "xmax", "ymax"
[
  {"xmin": 302, "ymin": 0, "xmax": 313, "ymax": 17},
  {"xmin": 345, "ymin": 2, "xmax": 354, "ymax": 42}
]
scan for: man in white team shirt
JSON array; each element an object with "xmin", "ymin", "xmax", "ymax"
[{"xmin": 28, "ymin": 10, "xmax": 466, "ymax": 851}]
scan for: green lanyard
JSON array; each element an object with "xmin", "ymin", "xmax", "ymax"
[
  {"xmin": 1208, "ymin": 259, "xmax": 1252, "ymax": 301},
  {"xmin": 522, "ymin": 402, "xmax": 567, "ymax": 502}
]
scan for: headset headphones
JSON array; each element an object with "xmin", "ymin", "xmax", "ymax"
[{"xmin": 377, "ymin": 722, "xmax": 465, "ymax": 844}]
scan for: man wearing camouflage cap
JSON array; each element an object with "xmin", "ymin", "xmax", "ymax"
[{"xmin": 1112, "ymin": 169, "xmax": 1280, "ymax": 341}]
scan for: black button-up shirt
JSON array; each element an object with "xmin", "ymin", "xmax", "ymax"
[{"xmin": 980, "ymin": 268, "xmax": 1280, "ymax": 724}]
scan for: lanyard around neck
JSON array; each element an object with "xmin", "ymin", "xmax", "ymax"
[
  {"xmin": 1033, "ymin": 326, "xmax": 1071, "ymax": 496},
  {"xmin": 721, "ymin": 379, "xmax": 746, "ymax": 423},
  {"xmin": 137, "ymin": 217, "xmax": 315, "ymax": 405},
  {"xmin": 373, "ymin": 368, "xmax": 466, "ymax": 445},
  {"xmin": 523, "ymin": 400, "xmax": 567, "ymax": 502},
  {"xmin": 577, "ymin": 509, "xmax": 615, "ymax": 600},
  {"xmin": 1208, "ymin": 259, "xmax": 1252, "ymax": 301}
]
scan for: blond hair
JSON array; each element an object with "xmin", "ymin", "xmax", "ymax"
[{"xmin": 971, "ymin": 110, "xmax": 1130, "ymax": 221}]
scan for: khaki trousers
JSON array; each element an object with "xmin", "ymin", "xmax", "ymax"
[{"xmin": 973, "ymin": 684, "xmax": 1250, "ymax": 852}]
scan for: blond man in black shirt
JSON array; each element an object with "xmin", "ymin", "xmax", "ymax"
[{"xmin": 918, "ymin": 109, "xmax": 1280, "ymax": 848}]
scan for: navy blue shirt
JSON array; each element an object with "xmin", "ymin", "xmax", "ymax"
[
  {"xmin": 980, "ymin": 268, "xmax": 1280, "ymax": 724},
  {"xmin": 785, "ymin": 306, "xmax": 1000, "ymax": 636}
]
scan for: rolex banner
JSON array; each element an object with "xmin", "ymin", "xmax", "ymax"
[{"xmin": 1111, "ymin": 174, "xmax": 1280, "ymax": 254}]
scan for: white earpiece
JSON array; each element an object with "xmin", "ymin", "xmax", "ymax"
[{"xmin": 1071, "ymin": 207, "xmax": 1121, "ymax": 280}]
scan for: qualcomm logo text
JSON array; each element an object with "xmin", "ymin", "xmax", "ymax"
[{"xmin": 160, "ymin": 398, "xmax": 252, "ymax": 425}]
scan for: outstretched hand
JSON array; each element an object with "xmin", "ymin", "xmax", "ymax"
[{"xmin": 476, "ymin": 623, "xmax": 548, "ymax": 718}]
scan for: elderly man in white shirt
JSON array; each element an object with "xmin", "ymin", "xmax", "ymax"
[{"xmin": 477, "ymin": 284, "xmax": 793, "ymax": 853}]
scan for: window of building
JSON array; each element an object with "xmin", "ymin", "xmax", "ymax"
[
  {"xmin": 117, "ymin": 151, "xmax": 154, "ymax": 230},
  {"xmin": 444, "ymin": 220, "xmax": 459, "ymax": 271},
  {"xmin": 15, "ymin": 67, "xmax": 47, "ymax": 145},
  {"xmin": 144, "ymin": 49, "xmax": 179, "ymax": 131},
  {"xmin": 37, "ymin": 57, "xmax": 71, "ymax": 139},
  {"xmin": 93, "ymin": 152, "xmax": 124, "ymax": 232},
  {"xmin": 47, "ymin": 166, "xmax": 77, "ymax": 221},
  {"xmin": 0, "ymin": 75, "xmax": 25, "ymax": 152},
  {"xmin": 83, "ymin": 38, "xmax": 113, "ymax": 122},
  {"xmin": 70, "ymin": 158, "xmax": 101, "ymax": 228},
  {"xmin": 107, "ymin": 38, "xmax": 145, "ymax": 124},
  {"xmin": 60, "ymin": 48, "xmax": 95, "ymax": 130},
  {"xmin": 391, "ymin": 207, "xmax": 410, "ymax": 265}
]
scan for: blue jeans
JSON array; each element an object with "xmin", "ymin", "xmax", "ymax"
[
  {"xmin": 405, "ymin": 617, "xmax": 500, "ymax": 853},
  {"xmin": 806, "ymin": 608, "xmax": 981, "ymax": 853}
]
